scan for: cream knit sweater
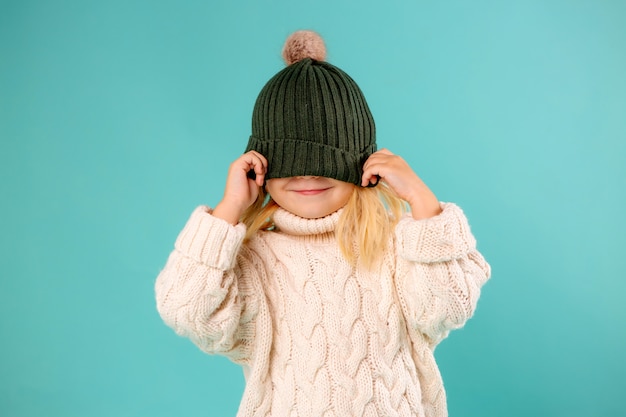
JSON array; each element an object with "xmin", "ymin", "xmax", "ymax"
[{"xmin": 155, "ymin": 203, "xmax": 490, "ymax": 417}]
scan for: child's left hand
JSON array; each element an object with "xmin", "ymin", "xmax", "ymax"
[{"xmin": 362, "ymin": 149, "xmax": 442, "ymax": 219}]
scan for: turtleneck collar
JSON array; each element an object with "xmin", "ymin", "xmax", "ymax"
[{"xmin": 272, "ymin": 208, "xmax": 341, "ymax": 237}]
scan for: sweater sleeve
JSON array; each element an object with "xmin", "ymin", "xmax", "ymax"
[
  {"xmin": 155, "ymin": 206, "xmax": 258, "ymax": 362},
  {"xmin": 393, "ymin": 202, "xmax": 491, "ymax": 346}
]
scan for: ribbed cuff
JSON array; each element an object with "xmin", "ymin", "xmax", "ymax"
[
  {"xmin": 174, "ymin": 206, "xmax": 247, "ymax": 270},
  {"xmin": 395, "ymin": 203, "xmax": 477, "ymax": 263}
]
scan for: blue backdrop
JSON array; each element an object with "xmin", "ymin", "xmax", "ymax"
[{"xmin": 1, "ymin": 1, "xmax": 625, "ymax": 416}]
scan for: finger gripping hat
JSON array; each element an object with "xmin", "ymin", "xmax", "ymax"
[{"xmin": 245, "ymin": 30, "xmax": 376, "ymax": 185}]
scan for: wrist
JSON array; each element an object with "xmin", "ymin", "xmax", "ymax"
[
  {"xmin": 408, "ymin": 192, "xmax": 441, "ymax": 220},
  {"xmin": 213, "ymin": 201, "xmax": 245, "ymax": 225}
]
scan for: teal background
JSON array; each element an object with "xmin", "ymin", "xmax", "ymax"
[{"xmin": 1, "ymin": 0, "xmax": 625, "ymax": 416}]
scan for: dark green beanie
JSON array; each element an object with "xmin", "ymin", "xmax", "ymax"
[{"xmin": 245, "ymin": 40, "xmax": 376, "ymax": 185}]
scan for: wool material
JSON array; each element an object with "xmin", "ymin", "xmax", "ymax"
[
  {"xmin": 155, "ymin": 203, "xmax": 491, "ymax": 417},
  {"xmin": 246, "ymin": 58, "xmax": 376, "ymax": 185}
]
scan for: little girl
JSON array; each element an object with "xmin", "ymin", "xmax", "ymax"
[{"xmin": 156, "ymin": 31, "xmax": 491, "ymax": 417}]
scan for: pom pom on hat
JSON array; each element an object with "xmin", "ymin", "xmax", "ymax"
[{"xmin": 282, "ymin": 30, "xmax": 327, "ymax": 65}]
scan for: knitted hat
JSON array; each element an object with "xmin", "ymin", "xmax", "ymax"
[{"xmin": 245, "ymin": 30, "xmax": 376, "ymax": 185}]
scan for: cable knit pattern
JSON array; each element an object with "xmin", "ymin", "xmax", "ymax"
[{"xmin": 155, "ymin": 202, "xmax": 491, "ymax": 417}]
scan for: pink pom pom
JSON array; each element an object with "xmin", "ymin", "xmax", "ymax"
[{"xmin": 282, "ymin": 30, "xmax": 327, "ymax": 65}]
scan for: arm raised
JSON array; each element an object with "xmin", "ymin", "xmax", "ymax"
[
  {"xmin": 155, "ymin": 207, "xmax": 259, "ymax": 360},
  {"xmin": 393, "ymin": 203, "xmax": 491, "ymax": 346}
]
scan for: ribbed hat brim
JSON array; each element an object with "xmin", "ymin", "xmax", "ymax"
[{"xmin": 247, "ymin": 136, "xmax": 376, "ymax": 185}]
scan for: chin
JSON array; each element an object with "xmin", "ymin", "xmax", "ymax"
[{"xmin": 294, "ymin": 208, "xmax": 335, "ymax": 219}]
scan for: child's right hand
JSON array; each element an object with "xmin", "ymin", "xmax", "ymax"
[{"xmin": 212, "ymin": 151, "xmax": 268, "ymax": 225}]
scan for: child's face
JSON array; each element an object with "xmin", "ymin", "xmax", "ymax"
[{"xmin": 266, "ymin": 176, "xmax": 354, "ymax": 219}]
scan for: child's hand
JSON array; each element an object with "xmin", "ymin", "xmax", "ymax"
[
  {"xmin": 213, "ymin": 151, "xmax": 268, "ymax": 225},
  {"xmin": 362, "ymin": 149, "xmax": 442, "ymax": 219}
]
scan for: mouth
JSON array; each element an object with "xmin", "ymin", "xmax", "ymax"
[{"xmin": 292, "ymin": 187, "xmax": 331, "ymax": 196}]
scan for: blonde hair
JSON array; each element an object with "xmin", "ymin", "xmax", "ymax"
[{"xmin": 241, "ymin": 182, "xmax": 407, "ymax": 269}]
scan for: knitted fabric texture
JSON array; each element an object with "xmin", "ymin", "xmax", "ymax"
[
  {"xmin": 245, "ymin": 58, "xmax": 376, "ymax": 185},
  {"xmin": 155, "ymin": 204, "xmax": 491, "ymax": 417}
]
